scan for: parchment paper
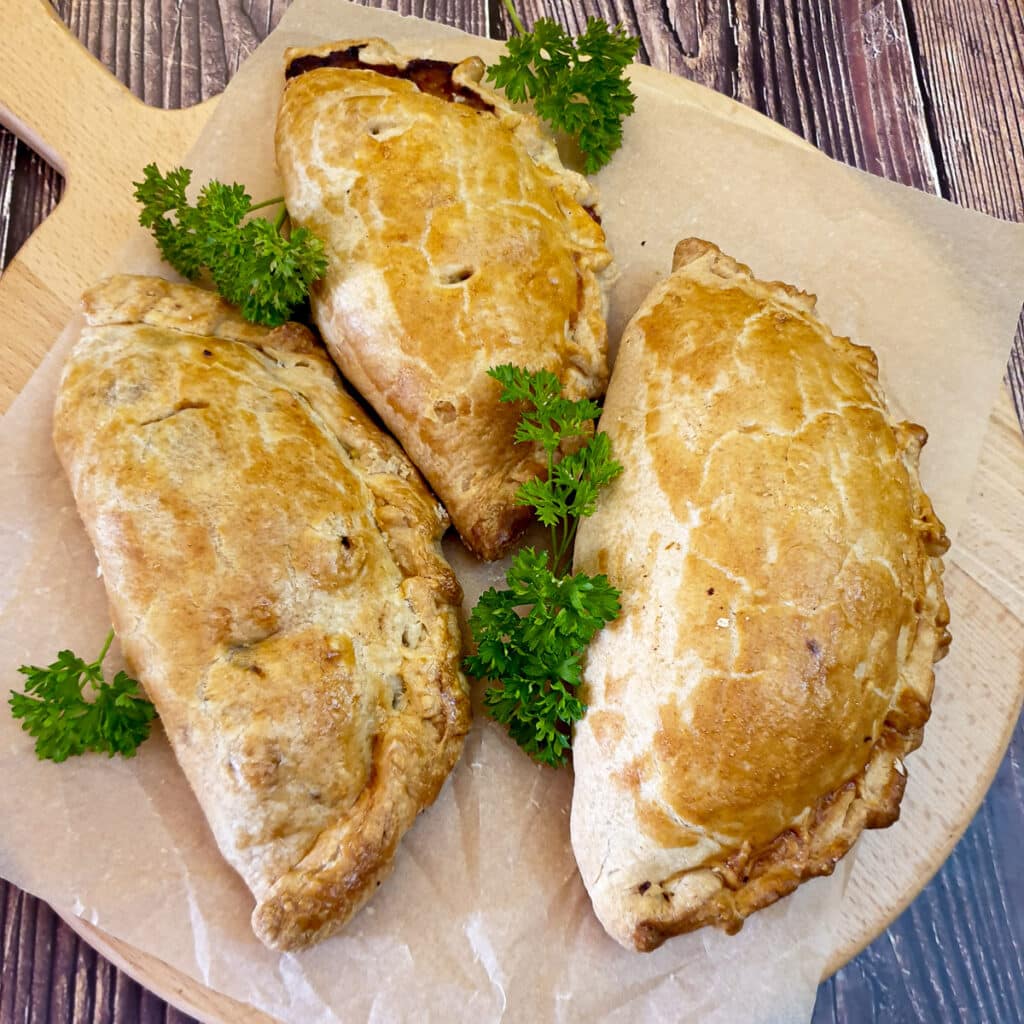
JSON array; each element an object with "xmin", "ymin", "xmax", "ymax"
[{"xmin": 3, "ymin": 2, "xmax": 1024, "ymax": 1022}]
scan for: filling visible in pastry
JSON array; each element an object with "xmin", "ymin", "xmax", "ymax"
[{"xmin": 285, "ymin": 46, "xmax": 496, "ymax": 112}]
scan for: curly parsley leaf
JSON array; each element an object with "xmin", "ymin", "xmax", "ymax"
[
  {"xmin": 465, "ymin": 367, "xmax": 623, "ymax": 767},
  {"xmin": 466, "ymin": 549, "xmax": 620, "ymax": 768},
  {"xmin": 133, "ymin": 164, "xmax": 328, "ymax": 327},
  {"xmin": 9, "ymin": 631, "xmax": 157, "ymax": 763},
  {"xmin": 134, "ymin": 164, "xmax": 192, "ymax": 226},
  {"xmin": 487, "ymin": 1, "xmax": 639, "ymax": 173},
  {"xmin": 489, "ymin": 364, "xmax": 622, "ymax": 569}
]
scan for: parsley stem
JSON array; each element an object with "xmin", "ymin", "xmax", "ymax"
[
  {"xmin": 502, "ymin": 0, "xmax": 526, "ymax": 37},
  {"xmin": 248, "ymin": 196, "xmax": 285, "ymax": 213},
  {"xmin": 561, "ymin": 519, "xmax": 580, "ymax": 575},
  {"xmin": 273, "ymin": 206, "xmax": 288, "ymax": 232},
  {"xmin": 93, "ymin": 629, "xmax": 115, "ymax": 671},
  {"xmin": 547, "ymin": 447, "xmax": 558, "ymax": 562}
]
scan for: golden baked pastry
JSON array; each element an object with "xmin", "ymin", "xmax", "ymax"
[
  {"xmin": 53, "ymin": 275, "xmax": 470, "ymax": 951},
  {"xmin": 571, "ymin": 239, "xmax": 950, "ymax": 952},
  {"xmin": 275, "ymin": 38, "xmax": 614, "ymax": 560}
]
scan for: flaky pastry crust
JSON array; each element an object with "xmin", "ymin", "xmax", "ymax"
[
  {"xmin": 53, "ymin": 275, "xmax": 470, "ymax": 951},
  {"xmin": 275, "ymin": 38, "xmax": 614, "ymax": 560},
  {"xmin": 571, "ymin": 240, "xmax": 950, "ymax": 952}
]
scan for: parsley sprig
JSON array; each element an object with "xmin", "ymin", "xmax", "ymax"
[
  {"xmin": 9, "ymin": 631, "xmax": 157, "ymax": 763},
  {"xmin": 487, "ymin": 0, "xmax": 639, "ymax": 173},
  {"xmin": 464, "ymin": 366, "xmax": 623, "ymax": 767},
  {"xmin": 133, "ymin": 164, "xmax": 328, "ymax": 327},
  {"xmin": 491, "ymin": 364, "xmax": 621, "ymax": 573}
]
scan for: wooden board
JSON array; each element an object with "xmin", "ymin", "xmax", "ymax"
[
  {"xmin": 1, "ymin": 2, "xmax": 1022, "ymax": 1021},
  {"xmin": 0, "ymin": 0, "xmax": 216, "ymax": 411}
]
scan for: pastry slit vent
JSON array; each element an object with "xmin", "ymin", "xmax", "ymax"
[
  {"xmin": 401, "ymin": 621, "xmax": 424, "ymax": 648},
  {"xmin": 284, "ymin": 46, "xmax": 495, "ymax": 113},
  {"xmin": 387, "ymin": 673, "xmax": 406, "ymax": 710},
  {"xmin": 437, "ymin": 266, "xmax": 475, "ymax": 286},
  {"xmin": 139, "ymin": 400, "xmax": 210, "ymax": 426},
  {"xmin": 364, "ymin": 117, "xmax": 414, "ymax": 142}
]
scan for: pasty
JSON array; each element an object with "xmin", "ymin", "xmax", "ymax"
[
  {"xmin": 571, "ymin": 240, "xmax": 950, "ymax": 951},
  {"xmin": 53, "ymin": 275, "xmax": 470, "ymax": 950},
  {"xmin": 275, "ymin": 38, "xmax": 614, "ymax": 560}
]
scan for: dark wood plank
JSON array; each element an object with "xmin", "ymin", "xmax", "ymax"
[
  {"xmin": 0, "ymin": 880, "xmax": 202, "ymax": 1024},
  {"xmin": 5, "ymin": 146, "xmax": 63, "ymax": 266},
  {"xmin": 0, "ymin": 131, "xmax": 15, "ymax": 261},
  {"xmin": 0, "ymin": 881, "xmax": 21, "ymax": 1023},
  {"xmin": 907, "ymin": 0, "xmax": 1024, "ymax": 220},
  {"xmin": 905, "ymin": 0, "xmax": 1024, "ymax": 438},
  {"xmin": 0, "ymin": 135, "xmax": 62, "ymax": 270},
  {"xmin": 830, "ymin": 0, "xmax": 939, "ymax": 190},
  {"xmin": 29, "ymin": 899, "xmax": 57, "ymax": 1023},
  {"xmin": 47, "ymin": 911, "xmax": 77, "ymax": 1023},
  {"xmin": 6, "ymin": 884, "xmax": 35, "ymax": 1019},
  {"xmin": 71, "ymin": 929, "xmax": 98, "ymax": 1023}
]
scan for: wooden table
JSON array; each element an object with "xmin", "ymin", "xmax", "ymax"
[{"xmin": 1, "ymin": 1, "xmax": 1023, "ymax": 1021}]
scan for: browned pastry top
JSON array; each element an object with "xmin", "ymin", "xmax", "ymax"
[
  {"xmin": 53, "ymin": 275, "xmax": 470, "ymax": 950},
  {"xmin": 276, "ymin": 38, "xmax": 613, "ymax": 559},
  {"xmin": 571, "ymin": 240, "xmax": 950, "ymax": 952}
]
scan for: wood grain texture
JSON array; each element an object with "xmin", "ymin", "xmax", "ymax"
[
  {"xmin": 0, "ymin": 1, "xmax": 1022, "ymax": 1022},
  {"xmin": 906, "ymin": 0, "xmax": 1024, "ymax": 442},
  {"xmin": 1, "ymin": 881, "xmax": 198, "ymax": 1024},
  {"xmin": 813, "ymin": 728, "xmax": 1024, "ymax": 1021},
  {"xmin": 0, "ymin": 1, "xmax": 216, "ymax": 409},
  {"xmin": 0, "ymin": 135, "xmax": 62, "ymax": 269},
  {"xmin": 0, "ymin": 131, "xmax": 13, "ymax": 259}
]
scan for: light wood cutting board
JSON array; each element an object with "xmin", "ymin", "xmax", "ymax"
[{"xmin": 0, "ymin": 2, "xmax": 1022, "ymax": 1022}]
